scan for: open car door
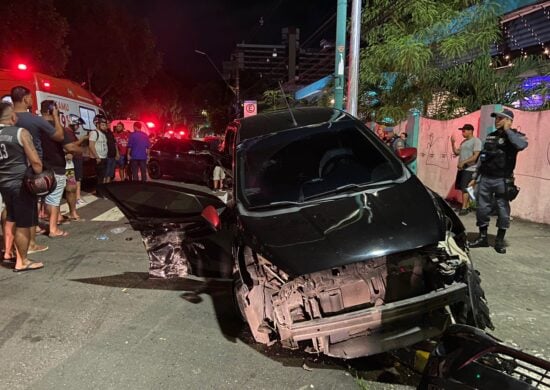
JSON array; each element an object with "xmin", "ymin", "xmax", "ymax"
[{"xmin": 98, "ymin": 181, "xmax": 233, "ymax": 279}]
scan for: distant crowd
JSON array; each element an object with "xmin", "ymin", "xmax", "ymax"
[{"xmin": 0, "ymin": 86, "xmax": 152, "ymax": 273}]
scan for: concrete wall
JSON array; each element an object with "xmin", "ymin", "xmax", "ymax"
[{"xmin": 405, "ymin": 106, "xmax": 550, "ymax": 225}]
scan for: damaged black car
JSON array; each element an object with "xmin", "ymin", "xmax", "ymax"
[{"xmin": 100, "ymin": 107, "xmax": 493, "ymax": 359}]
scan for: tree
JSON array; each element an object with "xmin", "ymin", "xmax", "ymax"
[
  {"xmin": 431, "ymin": 55, "xmax": 549, "ymax": 119},
  {"xmin": 359, "ymin": 0, "xmax": 502, "ymax": 121},
  {"xmin": 0, "ymin": 0, "xmax": 69, "ymax": 75},
  {"xmin": 55, "ymin": 0, "xmax": 162, "ymax": 114}
]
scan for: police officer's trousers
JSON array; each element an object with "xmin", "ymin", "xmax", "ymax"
[{"xmin": 475, "ymin": 175, "xmax": 510, "ymax": 229}]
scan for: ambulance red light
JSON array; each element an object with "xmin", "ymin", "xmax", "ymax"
[
  {"xmin": 43, "ymin": 81, "xmax": 51, "ymax": 88},
  {"xmin": 179, "ymin": 131, "xmax": 185, "ymax": 135},
  {"xmin": 168, "ymin": 130, "xmax": 174, "ymax": 134},
  {"xmin": 17, "ymin": 63, "xmax": 28, "ymax": 71},
  {"xmin": 146, "ymin": 121, "xmax": 155, "ymax": 128}
]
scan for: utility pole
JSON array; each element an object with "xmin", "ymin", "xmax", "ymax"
[
  {"xmin": 334, "ymin": 0, "xmax": 347, "ymax": 110},
  {"xmin": 346, "ymin": 0, "xmax": 362, "ymax": 116}
]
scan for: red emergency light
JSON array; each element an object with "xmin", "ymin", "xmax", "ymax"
[
  {"xmin": 168, "ymin": 130, "xmax": 174, "ymax": 134},
  {"xmin": 43, "ymin": 81, "xmax": 51, "ymax": 88},
  {"xmin": 146, "ymin": 121, "xmax": 155, "ymax": 129},
  {"xmin": 17, "ymin": 63, "xmax": 28, "ymax": 71},
  {"xmin": 179, "ymin": 131, "xmax": 185, "ymax": 136}
]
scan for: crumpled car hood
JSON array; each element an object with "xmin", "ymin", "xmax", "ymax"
[{"xmin": 239, "ymin": 177, "xmax": 444, "ymax": 276}]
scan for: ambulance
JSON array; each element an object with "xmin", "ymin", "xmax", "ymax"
[{"xmin": 0, "ymin": 64, "xmax": 105, "ymax": 139}]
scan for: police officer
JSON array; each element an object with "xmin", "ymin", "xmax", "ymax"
[
  {"xmin": 383, "ymin": 127, "xmax": 405, "ymax": 152},
  {"xmin": 469, "ymin": 108, "xmax": 527, "ymax": 254}
]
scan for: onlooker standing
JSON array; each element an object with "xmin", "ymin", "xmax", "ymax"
[
  {"xmin": 450, "ymin": 123, "xmax": 482, "ymax": 215},
  {"xmin": 469, "ymin": 108, "xmax": 528, "ymax": 254},
  {"xmin": 104, "ymin": 123, "xmax": 118, "ymax": 183},
  {"xmin": 128, "ymin": 122, "xmax": 151, "ymax": 181},
  {"xmin": 383, "ymin": 127, "xmax": 405, "ymax": 152},
  {"xmin": 40, "ymin": 101, "xmax": 81, "ymax": 238},
  {"xmin": 11, "ymin": 86, "xmax": 63, "ymax": 254},
  {"xmin": 64, "ymin": 116, "xmax": 87, "ymax": 221},
  {"xmin": 113, "ymin": 122, "xmax": 130, "ymax": 181},
  {"xmin": 66, "ymin": 116, "xmax": 87, "ymax": 205},
  {"xmin": 212, "ymin": 166, "xmax": 225, "ymax": 191},
  {"xmin": 0, "ymin": 102, "xmax": 44, "ymax": 272},
  {"xmin": 89, "ymin": 115, "xmax": 109, "ymax": 184}
]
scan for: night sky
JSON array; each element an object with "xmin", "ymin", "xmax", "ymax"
[{"xmin": 114, "ymin": 0, "xmax": 336, "ymax": 87}]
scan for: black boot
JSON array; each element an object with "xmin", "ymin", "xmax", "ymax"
[
  {"xmin": 494, "ymin": 228, "xmax": 507, "ymax": 254},
  {"xmin": 470, "ymin": 227, "xmax": 489, "ymax": 248}
]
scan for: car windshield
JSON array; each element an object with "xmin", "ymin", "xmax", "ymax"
[{"xmin": 238, "ymin": 121, "xmax": 403, "ymax": 208}]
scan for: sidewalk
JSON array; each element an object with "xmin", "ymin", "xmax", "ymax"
[{"xmin": 457, "ymin": 211, "xmax": 550, "ymax": 361}]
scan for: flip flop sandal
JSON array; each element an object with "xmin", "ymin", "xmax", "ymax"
[
  {"xmin": 13, "ymin": 262, "xmax": 44, "ymax": 272},
  {"xmin": 28, "ymin": 246, "xmax": 49, "ymax": 254},
  {"xmin": 49, "ymin": 231, "xmax": 69, "ymax": 238}
]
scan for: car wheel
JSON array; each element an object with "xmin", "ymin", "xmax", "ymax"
[
  {"xmin": 452, "ymin": 266, "xmax": 494, "ymax": 331},
  {"xmin": 148, "ymin": 160, "xmax": 162, "ymax": 179}
]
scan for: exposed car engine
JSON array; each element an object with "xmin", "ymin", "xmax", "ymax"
[{"xmin": 234, "ymin": 233, "xmax": 493, "ymax": 358}]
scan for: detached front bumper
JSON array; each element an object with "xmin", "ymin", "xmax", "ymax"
[{"xmin": 278, "ymin": 282, "xmax": 468, "ymax": 359}]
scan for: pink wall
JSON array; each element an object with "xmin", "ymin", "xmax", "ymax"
[{"xmin": 416, "ymin": 107, "xmax": 550, "ymax": 225}]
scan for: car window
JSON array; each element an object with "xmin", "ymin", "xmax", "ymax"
[
  {"xmin": 158, "ymin": 140, "xmax": 179, "ymax": 153},
  {"xmin": 238, "ymin": 121, "xmax": 403, "ymax": 208},
  {"xmin": 176, "ymin": 141, "xmax": 192, "ymax": 153},
  {"xmin": 192, "ymin": 141, "xmax": 210, "ymax": 152}
]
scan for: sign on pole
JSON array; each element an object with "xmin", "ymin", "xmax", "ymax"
[{"xmin": 244, "ymin": 100, "xmax": 257, "ymax": 117}]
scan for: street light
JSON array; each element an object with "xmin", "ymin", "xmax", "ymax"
[{"xmin": 194, "ymin": 50, "xmax": 237, "ymax": 96}]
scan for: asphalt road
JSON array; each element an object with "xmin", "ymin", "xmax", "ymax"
[{"xmin": 0, "ymin": 184, "xmax": 548, "ymax": 389}]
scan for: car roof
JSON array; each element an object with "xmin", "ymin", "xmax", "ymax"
[{"xmin": 236, "ymin": 107, "xmax": 351, "ymax": 142}]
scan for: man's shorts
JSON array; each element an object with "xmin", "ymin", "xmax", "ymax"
[
  {"xmin": 105, "ymin": 158, "xmax": 116, "ymax": 178},
  {"xmin": 116, "ymin": 156, "xmax": 127, "ymax": 167},
  {"xmin": 73, "ymin": 158, "xmax": 83, "ymax": 182},
  {"xmin": 45, "ymin": 174, "xmax": 67, "ymax": 206},
  {"xmin": 213, "ymin": 166, "xmax": 226, "ymax": 181},
  {"xmin": 455, "ymin": 170, "xmax": 474, "ymax": 192},
  {"xmin": 96, "ymin": 159, "xmax": 107, "ymax": 179},
  {"xmin": 0, "ymin": 184, "xmax": 38, "ymax": 228}
]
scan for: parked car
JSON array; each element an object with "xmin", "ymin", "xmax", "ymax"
[
  {"xmin": 100, "ymin": 107, "xmax": 493, "ymax": 359},
  {"xmin": 147, "ymin": 138, "xmax": 215, "ymax": 186}
]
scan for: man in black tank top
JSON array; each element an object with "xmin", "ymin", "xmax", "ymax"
[{"xmin": 0, "ymin": 103, "xmax": 44, "ymax": 272}]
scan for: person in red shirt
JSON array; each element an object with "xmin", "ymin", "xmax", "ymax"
[{"xmin": 113, "ymin": 122, "xmax": 130, "ymax": 181}]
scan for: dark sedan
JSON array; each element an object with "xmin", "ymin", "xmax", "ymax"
[
  {"xmin": 101, "ymin": 107, "xmax": 493, "ymax": 359},
  {"xmin": 147, "ymin": 138, "xmax": 215, "ymax": 186}
]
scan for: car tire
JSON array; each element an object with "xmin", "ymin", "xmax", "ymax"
[
  {"xmin": 148, "ymin": 160, "xmax": 162, "ymax": 179},
  {"xmin": 452, "ymin": 266, "xmax": 494, "ymax": 331}
]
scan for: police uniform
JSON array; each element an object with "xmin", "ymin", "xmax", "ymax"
[{"xmin": 470, "ymin": 109, "xmax": 527, "ymax": 253}]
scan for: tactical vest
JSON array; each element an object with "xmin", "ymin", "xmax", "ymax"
[
  {"xmin": 0, "ymin": 125, "xmax": 27, "ymax": 187},
  {"xmin": 478, "ymin": 128, "xmax": 521, "ymax": 178}
]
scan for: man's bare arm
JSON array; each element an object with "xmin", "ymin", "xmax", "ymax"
[
  {"xmin": 20, "ymin": 129, "xmax": 42, "ymax": 174},
  {"xmin": 64, "ymin": 142, "xmax": 83, "ymax": 155}
]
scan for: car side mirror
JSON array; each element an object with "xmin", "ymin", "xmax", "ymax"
[
  {"xmin": 201, "ymin": 205, "xmax": 220, "ymax": 231},
  {"xmin": 396, "ymin": 147, "xmax": 417, "ymax": 165}
]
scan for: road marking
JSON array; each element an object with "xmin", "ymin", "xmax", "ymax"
[
  {"xmin": 60, "ymin": 193, "xmax": 97, "ymax": 215},
  {"xmin": 92, "ymin": 207, "xmax": 126, "ymax": 222}
]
